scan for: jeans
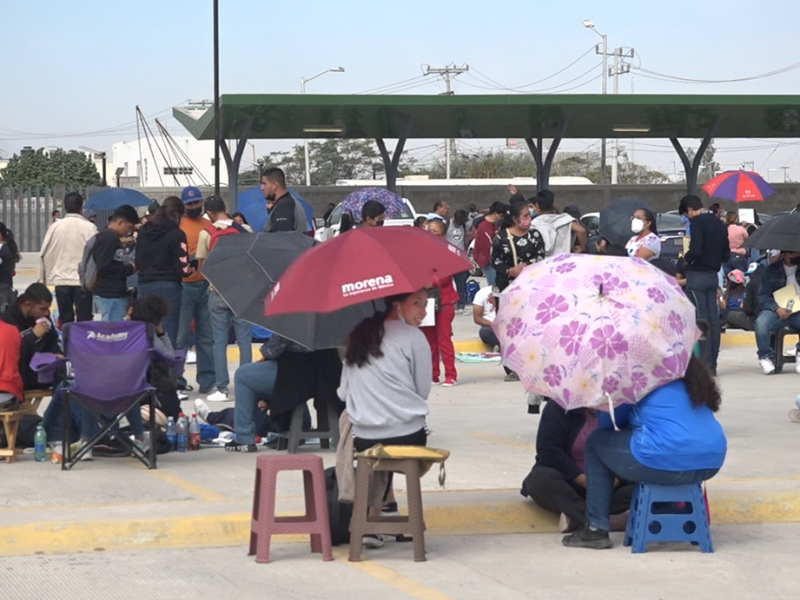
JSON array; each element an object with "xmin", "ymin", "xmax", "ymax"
[
  {"xmin": 479, "ymin": 325, "xmax": 499, "ymax": 348},
  {"xmin": 208, "ymin": 289, "xmax": 253, "ymax": 392},
  {"xmin": 55, "ymin": 286, "xmax": 94, "ymax": 323},
  {"xmin": 42, "ymin": 383, "xmax": 92, "ymax": 442},
  {"xmin": 422, "ymin": 303, "xmax": 457, "ymax": 382},
  {"xmin": 584, "ymin": 428, "xmax": 720, "ymax": 531},
  {"xmin": 177, "ymin": 280, "xmax": 215, "ymax": 392},
  {"xmin": 138, "ymin": 281, "xmax": 182, "ymax": 349},
  {"xmin": 754, "ymin": 309, "xmax": 800, "ymax": 359},
  {"xmin": 482, "ymin": 264, "xmax": 497, "ymax": 288},
  {"xmin": 685, "ymin": 270, "xmax": 721, "ymax": 370},
  {"xmin": 453, "ymin": 271, "xmax": 469, "ymax": 308},
  {"xmin": 94, "ymin": 296, "xmax": 128, "ymax": 322},
  {"xmin": 234, "ymin": 360, "xmax": 279, "ymax": 445}
]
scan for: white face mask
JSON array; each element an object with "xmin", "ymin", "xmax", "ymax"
[{"xmin": 631, "ymin": 217, "xmax": 645, "ymax": 234}]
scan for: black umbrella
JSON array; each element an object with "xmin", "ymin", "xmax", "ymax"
[
  {"xmin": 598, "ymin": 198, "xmax": 656, "ymax": 248},
  {"xmin": 743, "ymin": 212, "xmax": 800, "ymax": 253},
  {"xmin": 200, "ymin": 232, "xmax": 373, "ymax": 348}
]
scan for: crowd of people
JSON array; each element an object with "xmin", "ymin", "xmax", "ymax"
[{"xmin": 1, "ymin": 171, "xmax": 797, "ymax": 552}]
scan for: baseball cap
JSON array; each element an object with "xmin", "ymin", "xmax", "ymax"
[
  {"xmin": 181, "ymin": 186, "xmax": 202, "ymax": 204},
  {"xmin": 746, "ymin": 262, "xmax": 759, "ymax": 274},
  {"xmin": 204, "ymin": 196, "xmax": 226, "ymax": 213},
  {"xmin": 727, "ymin": 270, "xmax": 744, "ymax": 285}
]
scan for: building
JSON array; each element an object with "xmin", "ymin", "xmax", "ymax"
[{"xmin": 112, "ymin": 136, "xmax": 226, "ymax": 188}]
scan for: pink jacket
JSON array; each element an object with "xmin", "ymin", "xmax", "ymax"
[{"xmin": 728, "ymin": 224, "xmax": 748, "ymax": 256}]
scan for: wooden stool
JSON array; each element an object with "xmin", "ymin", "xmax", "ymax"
[
  {"xmin": 0, "ymin": 409, "xmax": 24, "ymax": 463},
  {"xmin": 249, "ymin": 453, "xmax": 333, "ymax": 563},
  {"xmin": 22, "ymin": 389, "xmax": 52, "ymax": 414},
  {"xmin": 349, "ymin": 456, "xmax": 427, "ymax": 562}
]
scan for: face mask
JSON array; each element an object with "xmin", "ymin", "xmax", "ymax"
[
  {"xmin": 186, "ymin": 207, "xmax": 204, "ymax": 219},
  {"xmin": 518, "ymin": 217, "xmax": 532, "ymax": 230},
  {"xmin": 529, "ymin": 208, "xmax": 535, "ymax": 217},
  {"xmin": 631, "ymin": 218, "xmax": 645, "ymax": 234}
]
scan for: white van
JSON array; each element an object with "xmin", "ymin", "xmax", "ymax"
[{"xmin": 314, "ymin": 197, "xmax": 418, "ymax": 242}]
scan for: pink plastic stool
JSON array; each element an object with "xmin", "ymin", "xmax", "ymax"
[{"xmin": 249, "ymin": 453, "xmax": 333, "ymax": 563}]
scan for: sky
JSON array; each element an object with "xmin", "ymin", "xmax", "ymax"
[{"xmin": 2, "ymin": 0, "xmax": 800, "ymax": 181}]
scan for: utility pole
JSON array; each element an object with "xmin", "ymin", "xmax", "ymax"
[
  {"xmin": 609, "ymin": 47, "xmax": 634, "ymax": 184},
  {"xmin": 425, "ymin": 64, "xmax": 469, "ymax": 179},
  {"xmin": 781, "ymin": 166, "xmax": 789, "ymax": 183},
  {"xmin": 301, "ymin": 67, "xmax": 345, "ymax": 186}
]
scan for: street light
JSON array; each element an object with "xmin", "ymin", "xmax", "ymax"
[
  {"xmin": 582, "ymin": 19, "xmax": 608, "ymax": 184},
  {"xmin": 301, "ymin": 67, "xmax": 345, "ymax": 186}
]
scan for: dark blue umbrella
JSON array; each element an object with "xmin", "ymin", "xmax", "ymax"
[
  {"xmin": 85, "ymin": 188, "xmax": 151, "ymax": 210},
  {"xmin": 237, "ymin": 186, "xmax": 315, "ymax": 232}
]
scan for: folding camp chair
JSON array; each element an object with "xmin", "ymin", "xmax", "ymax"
[{"xmin": 60, "ymin": 321, "xmax": 160, "ymax": 470}]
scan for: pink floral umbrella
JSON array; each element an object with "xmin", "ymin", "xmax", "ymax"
[{"xmin": 493, "ymin": 254, "xmax": 700, "ymax": 411}]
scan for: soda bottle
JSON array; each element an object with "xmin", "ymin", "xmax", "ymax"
[
  {"xmin": 34, "ymin": 423, "xmax": 48, "ymax": 462},
  {"xmin": 176, "ymin": 413, "xmax": 188, "ymax": 452},
  {"xmin": 189, "ymin": 414, "xmax": 201, "ymax": 451},
  {"xmin": 166, "ymin": 417, "xmax": 177, "ymax": 451}
]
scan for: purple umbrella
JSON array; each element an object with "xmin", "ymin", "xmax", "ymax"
[
  {"xmin": 702, "ymin": 170, "xmax": 776, "ymax": 202},
  {"xmin": 340, "ymin": 187, "xmax": 408, "ymax": 219}
]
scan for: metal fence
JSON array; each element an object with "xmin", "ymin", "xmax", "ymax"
[{"xmin": 0, "ymin": 186, "xmax": 102, "ymax": 252}]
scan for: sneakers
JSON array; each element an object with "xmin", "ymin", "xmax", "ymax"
[
  {"xmin": 362, "ymin": 534, "xmax": 384, "ymax": 549},
  {"xmin": 177, "ymin": 391, "xmax": 189, "ymax": 401},
  {"xmin": 504, "ymin": 372, "xmax": 520, "ymax": 382},
  {"xmin": 562, "ymin": 526, "xmax": 613, "ymax": 549},
  {"xmin": 206, "ymin": 389, "xmax": 229, "ymax": 402},
  {"xmin": 224, "ymin": 440, "xmax": 257, "ymax": 453},
  {"xmin": 381, "ymin": 502, "xmax": 399, "ymax": 517},
  {"xmin": 186, "ymin": 350, "xmax": 197, "ymax": 364},
  {"xmin": 789, "ymin": 409, "xmax": 800, "ymax": 423},
  {"xmin": 194, "ymin": 399, "xmax": 211, "ymax": 422},
  {"xmin": 442, "ymin": 378, "xmax": 457, "ymax": 387},
  {"xmin": 759, "ymin": 358, "xmax": 776, "ymax": 375}
]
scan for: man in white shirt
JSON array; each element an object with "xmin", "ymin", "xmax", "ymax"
[
  {"xmin": 39, "ymin": 192, "xmax": 97, "ymax": 323},
  {"xmin": 472, "ymin": 286, "xmax": 498, "ymax": 348}
]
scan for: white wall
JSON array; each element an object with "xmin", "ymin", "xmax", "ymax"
[{"xmin": 112, "ymin": 136, "xmax": 226, "ymax": 188}]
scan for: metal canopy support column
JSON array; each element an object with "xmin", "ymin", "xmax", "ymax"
[
  {"xmin": 524, "ymin": 117, "xmax": 570, "ymax": 193},
  {"xmin": 376, "ymin": 117, "xmax": 414, "ymax": 193},
  {"xmin": 669, "ymin": 116, "xmax": 722, "ymax": 195},
  {"xmin": 218, "ymin": 115, "xmax": 255, "ymax": 213}
]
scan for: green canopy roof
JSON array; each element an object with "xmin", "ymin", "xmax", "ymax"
[{"xmin": 173, "ymin": 94, "xmax": 800, "ymax": 141}]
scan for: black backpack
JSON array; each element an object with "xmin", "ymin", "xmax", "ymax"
[{"xmin": 324, "ymin": 467, "xmax": 353, "ymax": 545}]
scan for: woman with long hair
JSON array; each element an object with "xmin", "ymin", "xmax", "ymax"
[
  {"xmin": 562, "ymin": 356, "xmax": 727, "ymax": 549},
  {"xmin": 0, "ymin": 223, "xmax": 21, "ymax": 312},
  {"xmin": 338, "ymin": 290, "xmax": 431, "ymax": 547},
  {"xmin": 135, "ymin": 196, "xmax": 191, "ymax": 347}
]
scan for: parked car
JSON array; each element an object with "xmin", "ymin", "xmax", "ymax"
[{"xmin": 314, "ymin": 197, "xmax": 418, "ymax": 242}]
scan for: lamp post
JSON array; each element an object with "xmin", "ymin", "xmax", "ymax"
[
  {"xmin": 213, "ymin": 0, "xmax": 221, "ymax": 196},
  {"xmin": 301, "ymin": 67, "xmax": 345, "ymax": 186},
  {"xmin": 582, "ymin": 20, "xmax": 608, "ymax": 184}
]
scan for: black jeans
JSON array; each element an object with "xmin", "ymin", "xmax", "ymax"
[
  {"xmin": 453, "ymin": 271, "xmax": 469, "ymax": 308},
  {"xmin": 685, "ymin": 270, "xmax": 721, "ymax": 370},
  {"xmin": 55, "ymin": 286, "xmax": 94, "ymax": 324},
  {"xmin": 354, "ymin": 428, "xmax": 427, "ymax": 499},
  {"xmin": 524, "ymin": 465, "xmax": 633, "ymax": 527}
]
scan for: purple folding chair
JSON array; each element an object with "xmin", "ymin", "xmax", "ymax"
[{"xmin": 61, "ymin": 321, "xmax": 159, "ymax": 470}]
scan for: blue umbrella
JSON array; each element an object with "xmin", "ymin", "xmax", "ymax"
[
  {"xmin": 85, "ymin": 188, "xmax": 151, "ymax": 210},
  {"xmin": 340, "ymin": 187, "xmax": 407, "ymax": 219},
  {"xmin": 237, "ymin": 185, "xmax": 315, "ymax": 232}
]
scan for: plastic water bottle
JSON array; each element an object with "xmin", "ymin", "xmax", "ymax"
[
  {"xmin": 34, "ymin": 423, "xmax": 48, "ymax": 462},
  {"xmin": 189, "ymin": 414, "xmax": 201, "ymax": 451},
  {"xmin": 176, "ymin": 414, "xmax": 188, "ymax": 453},
  {"xmin": 166, "ymin": 417, "xmax": 177, "ymax": 451}
]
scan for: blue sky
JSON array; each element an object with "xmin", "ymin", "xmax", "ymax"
[{"xmin": 2, "ymin": 0, "xmax": 800, "ymax": 179}]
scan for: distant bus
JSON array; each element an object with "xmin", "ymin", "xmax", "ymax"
[{"xmin": 334, "ymin": 176, "xmax": 593, "ymax": 187}]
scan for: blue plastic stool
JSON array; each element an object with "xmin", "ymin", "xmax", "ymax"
[{"xmin": 624, "ymin": 482, "xmax": 713, "ymax": 553}]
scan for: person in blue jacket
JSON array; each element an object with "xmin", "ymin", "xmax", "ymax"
[{"xmin": 563, "ymin": 355, "xmax": 727, "ymax": 549}]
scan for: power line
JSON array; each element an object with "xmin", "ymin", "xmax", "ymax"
[
  {"xmin": 631, "ymin": 59, "xmax": 800, "ymax": 84},
  {"xmin": 468, "ymin": 46, "xmax": 597, "ymax": 91}
]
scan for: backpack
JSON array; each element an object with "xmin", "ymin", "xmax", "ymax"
[
  {"xmin": 324, "ymin": 466, "xmax": 353, "ymax": 545},
  {"xmin": 532, "ymin": 213, "xmax": 576, "ymax": 257},
  {"xmin": 205, "ymin": 221, "xmax": 248, "ymax": 252},
  {"xmin": 78, "ymin": 234, "xmax": 98, "ymax": 291}
]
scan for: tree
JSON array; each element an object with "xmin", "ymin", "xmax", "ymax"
[{"xmin": 0, "ymin": 148, "xmax": 102, "ymax": 189}]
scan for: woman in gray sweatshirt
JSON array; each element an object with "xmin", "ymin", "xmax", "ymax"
[{"xmin": 338, "ymin": 289, "xmax": 432, "ymax": 450}]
